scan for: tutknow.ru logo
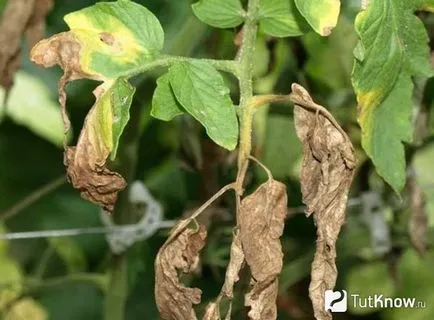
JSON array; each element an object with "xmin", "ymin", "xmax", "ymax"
[{"xmin": 325, "ymin": 290, "xmax": 426, "ymax": 313}]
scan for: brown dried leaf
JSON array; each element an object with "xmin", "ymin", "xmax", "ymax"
[
  {"xmin": 203, "ymin": 230, "xmax": 244, "ymax": 320},
  {"xmin": 31, "ymin": 34, "xmax": 125, "ymax": 212},
  {"xmin": 408, "ymin": 177, "xmax": 428, "ymax": 256},
  {"xmin": 0, "ymin": 0, "xmax": 34, "ymax": 91},
  {"xmin": 26, "ymin": 0, "xmax": 54, "ymax": 48},
  {"xmin": 222, "ymin": 230, "xmax": 244, "ymax": 298},
  {"xmin": 0, "ymin": 0, "xmax": 53, "ymax": 92},
  {"xmin": 31, "ymin": 32, "xmax": 99, "ymax": 132},
  {"xmin": 292, "ymin": 84, "xmax": 356, "ymax": 320},
  {"xmin": 203, "ymin": 302, "xmax": 220, "ymax": 320},
  {"xmin": 64, "ymin": 87, "xmax": 126, "ymax": 212},
  {"xmin": 155, "ymin": 222, "xmax": 207, "ymax": 320},
  {"xmin": 245, "ymin": 279, "xmax": 279, "ymax": 320},
  {"xmin": 239, "ymin": 179, "xmax": 287, "ymax": 282},
  {"xmin": 239, "ymin": 179, "xmax": 287, "ymax": 320}
]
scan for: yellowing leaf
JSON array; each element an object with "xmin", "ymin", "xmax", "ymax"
[
  {"xmin": 30, "ymin": 1, "xmax": 150, "ymax": 211},
  {"xmin": 294, "ymin": 0, "xmax": 340, "ymax": 36},
  {"xmin": 65, "ymin": 79, "xmax": 133, "ymax": 212},
  {"xmin": 63, "ymin": 0, "xmax": 164, "ymax": 79},
  {"xmin": 352, "ymin": 0, "xmax": 434, "ymax": 192}
]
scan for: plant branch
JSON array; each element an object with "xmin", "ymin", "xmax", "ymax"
[
  {"xmin": 235, "ymin": 0, "xmax": 260, "ymax": 195},
  {"xmin": 162, "ymin": 182, "xmax": 236, "ymax": 249},
  {"xmin": 0, "ymin": 175, "xmax": 66, "ymax": 221},
  {"xmin": 250, "ymin": 93, "xmax": 349, "ymax": 139},
  {"xmin": 125, "ymin": 55, "xmax": 239, "ymax": 78}
]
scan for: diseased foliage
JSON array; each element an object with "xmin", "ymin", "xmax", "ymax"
[
  {"xmin": 2, "ymin": 0, "xmax": 432, "ymax": 319},
  {"xmin": 155, "ymin": 223, "xmax": 207, "ymax": 320},
  {"xmin": 293, "ymin": 84, "xmax": 356, "ymax": 320}
]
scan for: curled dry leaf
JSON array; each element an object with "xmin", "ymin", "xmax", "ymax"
[
  {"xmin": 31, "ymin": 33, "xmax": 127, "ymax": 212},
  {"xmin": 0, "ymin": 0, "xmax": 53, "ymax": 92},
  {"xmin": 155, "ymin": 222, "xmax": 207, "ymax": 320},
  {"xmin": 408, "ymin": 177, "xmax": 428, "ymax": 256},
  {"xmin": 204, "ymin": 230, "xmax": 245, "ymax": 320},
  {"xmin": 203, "ymin": 302, "xmax": 220, "ymax": 320},
  {"xmin": 239, "ymin": 179, "xmax": 288, "ymax": 320},
  {"xmin": 221, "ymin": 230, "xmax": 244, "ymax": 299},
  {"xmin": 292, "ymin": 83, "xmax": 356, "ymax": 320},
  {"xmin": 245, "ymin": 279, "xmax": 279, "ymax": 320}
]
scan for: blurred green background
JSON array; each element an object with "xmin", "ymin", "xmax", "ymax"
[{"xmin": 0, "ymin": 0, "xmax": 434, "ymax": 319}]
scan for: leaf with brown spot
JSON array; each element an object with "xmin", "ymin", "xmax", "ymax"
[
  {"xmin": 292, "ymin": 84, "xmax": 356, "ymax": 320},
  {"xmin": 31, "ymin": 31, "xmax": 136, "ymax": 211},
  {"xmin": 155, "ymin": 223, "xmax": 207, "ymax": 320},
  {"xmin": 408, "ymin": 177, "xmax": 428, "ymax": 256},
  {"xmin": 239, "ymin": 179, "xmax": 287, "ymax": 320},
  {"xmin": 0, "ymin": 0, "xmax": 53, "ymax": 93}
]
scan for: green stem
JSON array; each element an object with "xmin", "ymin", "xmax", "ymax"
[
  {"xmin": 104, "ymin": 100, "xmax": 142, "ymax": 320},
  {"xmin": 125, "ymin": 55, "xmax": 239, "ymax": 78},
  {"xmin": 235, "ymin": 0, "xmax": 260, "ymax": 192}
]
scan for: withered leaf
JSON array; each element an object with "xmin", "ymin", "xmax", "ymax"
[
  {"xmin": 239, "ymin": 179, "xmax": 287, "ymax": 320},
  {"xmin": 0, "ymin": 0, "xmax": 53, "ymax": 92},
  {"xmin": 239, "ymin": 179, "xmax": 287, "ymax": 282},
  {"xmin": 155, "ymin": 222, "xmax": 207, "ymax": 320},
  {"xmin": 205, "ymin": 230, "xmax": 244, "ymax": 320},
  {"xmin": 31, "ymin": 33, "xmax": 128, "ymax": 212},
  {"xmin": 245, "ymin": 279, "xmax": 278, "ymax": 320},
  {"xmin": 26, "ymin": 0, "xmax": 54, "ymax": 48},
  {"xmin": 64, "ymin": 86, "xmax": 126, "ymax": 212},
  {"xmin": 292, "ymin": 83, "xmax": 356, "ymax": 320},
  {"xmin": 203, "ymin": 302, "xmax": 220, "ymax": 320},
  {"xmin": 31, "ymin": 32, "xmax": 99, "ymax": 132},
  {"xmin": 408, "ymin": 177, "xmax": 428, "ymax": 256},
  {"xmin": 222, "ymin": 230, "xmax": 244, "ymax": 299}
]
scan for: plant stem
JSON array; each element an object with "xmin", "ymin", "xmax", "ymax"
[
  {"xmin": 126, "ymin": 56, "xmax": 239, "ymax": 78},
  {"xmin": 0, "ymin": 175, "xmax": 66, "ymax": 221},
  {"xmin": 235, "ymin": 0, "xmax": 260, "ymax": 193},
  {"xmin": 104, "ymin": 100, "xmax": 142, "ymax": 320}
]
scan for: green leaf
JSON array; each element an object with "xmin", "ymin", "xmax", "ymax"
[
  {"xmin": 192, "ymin": 0, "xmax": 245, "ymax": 28},
  {"xmin": 151, "ymin": 74, "xmax": 184, "ymax": 121},
  {"xmin": 0, "ymin": 72, "xmax": 64, "ymax": 146},
  {"xmin": 258, "ymin": 0, "xmax": 311, "ymax": 37},
  {"xmin": 82, "ymin": 78, "xmax": 135, "ymax": 162},
  {"xmin": 294, "ymin": 0, "xmax": 340, "ymax": 36},
  {"xmin": 63, "ymin": 0, "xmax": 164, "ymax": 78},
  {"xmin": 168, "ymin": 61, "xmax": 238, "ymax": 150},
  {"xmin": 111, "ymin": 78, "xmax": 135, "ymax": 160},
  {"xmin": 352, "ymin": 0, "xmax": 434, "ymax": 192}
]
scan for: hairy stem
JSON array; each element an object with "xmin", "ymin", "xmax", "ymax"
[{"xmin": 235, "ymin": 0, "xmax": 260, "ymax": 194}]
